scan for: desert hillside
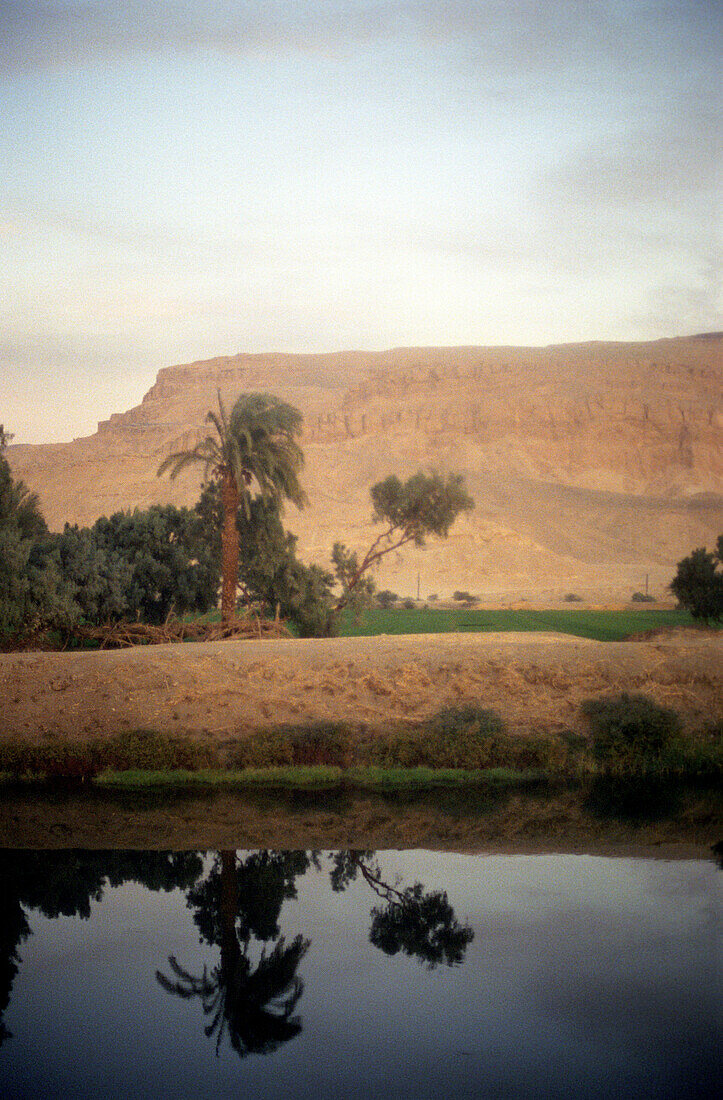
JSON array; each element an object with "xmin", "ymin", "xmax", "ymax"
[{"xmin": 7, "ymin": 336, "xmax": 722, "ymax": 601}]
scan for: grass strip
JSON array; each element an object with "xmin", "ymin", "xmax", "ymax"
[
  {"xmin": 92, "ymin": 765, "xmax": 542, "ymax": 791},
  {"xmin": 337, "ymin": 607, "xmax": 699, "ymax": 641},
  {"xmin": 344, "ymin": 765, "xmax": 543, "ymax": 789},
  {"xmin": 95, "ymin": 765, "xmax": 344, "ymax": 789}
]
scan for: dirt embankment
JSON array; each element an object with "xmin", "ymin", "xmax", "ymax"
[{"xmin": 2, "ymin": 630, "xmax": 720, "ymax": 745}]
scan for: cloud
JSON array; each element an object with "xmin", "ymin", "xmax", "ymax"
[
  {"xmin": 3, "ymin": 1, "xmax": 720, "ymax": 75},
  {"xmin": 542, "ymin": 113, "xmax": 721, "ymax": 209}
]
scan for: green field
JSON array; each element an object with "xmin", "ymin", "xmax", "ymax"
[
  {"xmin": 191, "ymin": 604, "xmax": 703, "ymax": 642},
  {"xmin": 336, "ymin": 607, "xmax": 698, "ymax": 642}
]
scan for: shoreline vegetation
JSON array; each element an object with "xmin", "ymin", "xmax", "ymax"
[{"xmin": 1, "ymin": 697, "xmax": 720, "ymax": 790}]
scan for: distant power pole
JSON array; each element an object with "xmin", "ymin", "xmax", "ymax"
[{"xmin": 417, "ymin": 571, "xmax": 420, "ymax": 600}]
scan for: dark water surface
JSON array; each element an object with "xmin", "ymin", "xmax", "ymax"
[{"xmin": 0, "ymin": 845, "xmax": 720, "ymax": 1099}]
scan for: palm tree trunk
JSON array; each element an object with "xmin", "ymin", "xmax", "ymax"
[{"xmin": 220, "ymin": 469, "xmax": 240, "ymax": 624}]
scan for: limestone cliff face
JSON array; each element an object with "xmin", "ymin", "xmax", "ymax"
[{"xmin": 7, "ymin": 336, "xmax": 722, "ymax": 600}]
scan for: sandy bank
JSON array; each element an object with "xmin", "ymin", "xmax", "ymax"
[{"xmin": 2, "ymin": 630, "xmax": 720, "ymax": 743}]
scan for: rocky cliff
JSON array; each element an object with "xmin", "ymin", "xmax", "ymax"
[{"xmin": 7, "ymin": 336, "xmax": 722, "ymax": 601}]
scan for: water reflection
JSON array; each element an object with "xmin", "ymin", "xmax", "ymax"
[
  {"xmin": 329, "ymin": 851, "xmax": 474, "ymax": 967},
  {"xmin": 0, "ymin": 848, "xmax": 474, "ymax": 1061},
  {"xmin": 0, "ymin": 847, "xmax": 719, "ymax": 1098},
  {"xmin": 0, "ymin": 851, "xmax": 201, "ymax": 1046},
  {"xmin": 157, "ymin": 851, "xmax": 312, "ymax": 1057}
]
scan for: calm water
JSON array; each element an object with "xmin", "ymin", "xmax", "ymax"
[{"xmin": 0, "ymin": 847, "xmax": 720, "ymax": 1099}]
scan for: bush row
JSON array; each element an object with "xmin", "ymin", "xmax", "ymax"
[{"xmin": 0, "ymin": 694, "xmax": 720, "ymax": 781}]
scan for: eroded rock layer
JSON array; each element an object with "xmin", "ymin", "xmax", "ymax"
[{"xmin": 8, "ymin": 336, "xmax": 722, "ymax": 600}]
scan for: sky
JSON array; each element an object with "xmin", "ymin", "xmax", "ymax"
[{"xmin": 1, "ymin": 0, "xmax": 721, "ymax": 443}]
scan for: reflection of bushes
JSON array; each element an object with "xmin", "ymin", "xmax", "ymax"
[{"xmin": 583, "ymin": 777, "xmax": 683, "ymax": 822}]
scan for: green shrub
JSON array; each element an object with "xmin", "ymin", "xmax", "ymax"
[
  {"xmin": 666, "ymin": 721, "xmax": 723, "ymax": 777},
  {"xmin": 563, "ymin": 593, "xmax": 582, "ymax": 602},
  {"xmin": 228, "ymin": 723, "xmax": 349, "ymax": 768},
  {"xmin": 581, "ymin": 693, "xmax": 683, "ymax": 774},
  {"xmin": 372, "ymin": 708, "xmax": 577, "ymax": 772},
  {"xmin": 631, "ymin": 591, "xmax": 655, "ymax": 603},
  {"xmin": 99, "ymin": 729, "xmax": 217, "ymax": 771},
  {"xmin": 371, "ymin": 733, "xmax": 435, "ymax": 768},
  {"xmin": 376, "ymin": 590, "xmax": 399, "ymax": 609},
  {"xmin": 424, "ymin": 704, "xmax": 506, "ymax": 767},
  {"xmin": 0, "ymin": 738, "xmax": 98, "ymax": 781},
  {"xmin": 0, "ymin": 729, "xmax": 216, "ymax": 780}
]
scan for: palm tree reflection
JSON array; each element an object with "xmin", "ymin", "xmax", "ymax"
[
  {"xmin": 156, "ymin": 850, "xmax": 310, "ymax": 1058},
  {"xmin": 157, "ymin": 936, "xmax": 309, "ymax": 1057}
]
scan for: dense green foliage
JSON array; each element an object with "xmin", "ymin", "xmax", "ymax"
[
  {"xmin": 581, "ymin": 693, "xmax": 683, "ymax": 774},
  {"xmin": 670, "ymin": 538, "xmax": 723, "ymax": 623},
  {"xmin": 0, "ymin": 454, "xmax": 77, "ymax": 636},
  {"xmin": 45, "ymin": 505, "xmax": 219, "ymax": 625},
  {"xmin": 1, "ymin": 445, "xmax": 218, "ymax": 637},
  {"xmin": 89, "ymin": 506, "xmax": 218, "ymax": 624},
  {"xmin": 197, "ymin": 483, "xmax": 334, "ymax": 636}
]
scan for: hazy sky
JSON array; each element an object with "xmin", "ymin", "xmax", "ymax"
[{"xmin": 2, "ymin": 1, "xmax": 721, "ymax": 443}]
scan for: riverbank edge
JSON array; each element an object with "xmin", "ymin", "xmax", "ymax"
[{"xmin": 1, "ymin": 764, "xmax": 548, "ymax": 791}]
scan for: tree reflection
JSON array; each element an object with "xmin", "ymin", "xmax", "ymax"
[
  {"xmin": 0, "ymin": 850, "xmax": 203, "ymax": 1045},
  {"xmin": 329, "ymin": 850, "xmax": 474, "ymax": 967},
  {"xmin": 0, "ymin": 847, "xmax": 473, "ymax": 1056},
  {"xmin": 156, "ymin": 850, "xmax": 311, "ymax": 1058}
]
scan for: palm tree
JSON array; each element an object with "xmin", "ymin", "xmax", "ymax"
[{"xmin": 158, "ymin": 392, "xmax": 307, "ymax": 624}]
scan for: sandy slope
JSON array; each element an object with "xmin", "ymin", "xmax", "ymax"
[{"xmin": 2, "ymin": 630, "xmax": 720, "ymax": 743}]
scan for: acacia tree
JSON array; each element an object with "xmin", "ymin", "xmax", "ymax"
[
  {"xmin": 330, "ymin": 471, "xmax": 473, "ymax": 627},
  {"xmin": 158, "ymin": 392, "xmax": 307, "ymax": 624},
  {"xmin": 328, "ymin": 851, "xmax": 474, "ymax": 968}
]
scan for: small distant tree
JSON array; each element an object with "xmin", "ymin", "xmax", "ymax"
[
  {"xmin": 669, "ymin": 538, "xmax": 723, "ymax": 624},
  {"xmin": 376, "ymin": 589, "xmax": 399, "ymax": 609},
  {"xmin": 328, "ymin": 471, "xmax": 473, "ymax": 630}
]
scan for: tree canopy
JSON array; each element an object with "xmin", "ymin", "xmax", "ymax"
[
  {"xmin": 669, "ymin": 538, "xmax": 723, "ymax": 624},
  {"xmin": 196, "ymin": 483, "xmax": 334, "ymax": 636},
  {"xmin": 0, "ymin": 452, "xmax": 76, "ymax": 637},
  {"xmin": 158, "ymin": 392, "xmax": 307, "ymax": 624},
  {"xmin": 331, "ymin": 470, "xmax": 474, "ymax": 624}
]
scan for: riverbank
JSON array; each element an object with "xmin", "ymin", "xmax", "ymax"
[
  {"xmin": 1, "ymin": 629, "xmax": 720, "ymax": 744},
  {"xmin": 1, "ymin": 781, "xmax": 718, "ymax": 851}
]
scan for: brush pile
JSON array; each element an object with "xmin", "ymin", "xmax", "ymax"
[{"xmin": 2, "ymin": 613, "xmax": 290, "ymax": 651}]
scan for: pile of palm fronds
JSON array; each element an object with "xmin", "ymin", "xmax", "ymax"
[
  {"xmin": 1, "ymin": 613, "xmax": 290, "ymax": 651},
  {"xmin": 72, "ymin": 614, "xmax": 290, "ymax": 649}
]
